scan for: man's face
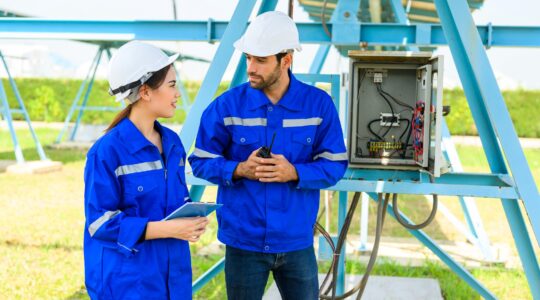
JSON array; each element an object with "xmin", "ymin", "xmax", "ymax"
[{"xmin": 245, "ymin": 54, "xmax": 283, "ymax": 90}]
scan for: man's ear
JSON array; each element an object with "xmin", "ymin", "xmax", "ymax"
[
  {"xmin": 282, "ymin": 53, "xmax": 293, "ymax": 70},
  {"xmin": 139, "ymin": 84, "xmax": 151, "ymax": 102}
]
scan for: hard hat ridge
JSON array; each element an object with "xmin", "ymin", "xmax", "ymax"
[{"xmin": 234, "ymin": 11, "xmax": 302, "ymax": 57}]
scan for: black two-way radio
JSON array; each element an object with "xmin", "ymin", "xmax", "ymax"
[{"xmin": 257, "ymin": 133, "xmax": 276, "ymax": 158}]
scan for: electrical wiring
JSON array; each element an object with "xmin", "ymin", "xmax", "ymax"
[
  {"xmin": 367, "ymin": 119, "xmax": 384, "ymax": 141},
  {"xmin": 392, "ymin": 175, "xmax": 438, "ymax": 230},
  {"xmin": 376, "ymin": 83, "xmax": 395, "ymax": 126},
  {"xmin": 321, "ymin": 0, "xmax": 332, "ymax": 38},
  {"xmin": 378, "ymin": 85, "xmax": 414, "ymax": 110},
  {"xmin": 317, "ymin": 193, "xmax": 391, "ymax": 300}
]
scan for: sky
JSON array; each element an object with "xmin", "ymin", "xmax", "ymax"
[{"xmin": 0, "ymin": 0, "xmax": 539, "ymax": 90}]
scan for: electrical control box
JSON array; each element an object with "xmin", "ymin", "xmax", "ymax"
[{"xmin": 347, "ymin": 51, "xmax": 448, "ymax": 177}]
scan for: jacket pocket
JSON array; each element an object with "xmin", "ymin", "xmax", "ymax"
[
  {"xmin": 229, "ymin": 128, "xmax": 261, "ymax": 160},
  {"xmin": 290, "ymin": 129, "xmax": 316, "ymax": 162}
]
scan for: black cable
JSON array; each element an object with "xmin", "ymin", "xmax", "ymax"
[
  {"xmin": 376, "ymin": 83, "xmax": 395, "ymax": 117},
  {"xmin": 376, "ymin": 84, "xmax": 395, "ymax": 138},
  {"xmin": 314, "ymin": 207, "xmax": 327, "ymax": 235},
  {"xmin": 355, "ymin": 193, "xmax": 390, "ymax": 300},
  {"xmin": 318, "ymin": 192, "xmax": 360, "ymax": 298},
  {"xmin": 367, "ymin": 119, "xmax": 383, "ymax": 141},
  {"xmin": 398, "ymin": 118, "xmax": 410, "ymax": 142},
  {"xmin": 316, "ymin": 184, "xmax": 439, "ymax": 299},
  {"xmin": 392, "ymin": 175, "xmax": 439, "ymax": 230},
  {"xmin": 321, "ymin": 0, "xmax": 332, "ymax": 38},
  {"xmin": 378, "ymin": 86, "xmax": 414, "ymax": 111},
  {"xmin": 318, "ymin": 193, "xmax": 390, "ymax": 300}
]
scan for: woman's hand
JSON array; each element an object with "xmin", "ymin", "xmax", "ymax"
[{"xmin": 145, "ymin": 217, "xmax": 209, "ymax": 242}]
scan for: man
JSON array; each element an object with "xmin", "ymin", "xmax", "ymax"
[{"xmin": 189, "ymin": 11, "xmax": 347, "ymax": 299}]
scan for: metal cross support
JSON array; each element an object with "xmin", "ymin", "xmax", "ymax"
[
  {"xmin": 0, "ymin": 50, "xmax": 47, "ymax": 163},
  {"xmin": 433, "ymin": 0, "xmax": 540, "ymax": 297},
  {"xmin": 55, "ymin": 46, "xmax": 109, "ymax": 143}
]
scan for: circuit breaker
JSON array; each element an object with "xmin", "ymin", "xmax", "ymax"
[{"xmin": 347, "ymin": 51, "xmax": 448, "ymax": 177}]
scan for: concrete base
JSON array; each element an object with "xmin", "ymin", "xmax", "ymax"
[
  {"xmin": 49, "ymin": 141, "xmax": 93, "ymax": 150},
  {"xmin": 6, "ymin": 160, "xmax": 63, "ymax": 174},
  {"xmin": 0, "ymin": 160, "xmax": 17, "ymax": 172},
  {"xmin": 263, "ymin": 274, "xmax": 442, "ymax": 300},
  {"xmin": 69, "ymin": 124, "xmax": 107, "ymax": 142}
]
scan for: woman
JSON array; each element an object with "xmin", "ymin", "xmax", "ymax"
[{"xmin": 83, "ymin": 41, "xmax": 208, "ymax": 299}]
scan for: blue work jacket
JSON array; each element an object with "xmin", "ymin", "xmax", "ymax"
[
  {"xmin": 84, "ymin": 118, "xmax": 191, "ymax": 299},
  {"xmin": 189, "ymin": 71, "xmax": 347, "ymax": 253}
]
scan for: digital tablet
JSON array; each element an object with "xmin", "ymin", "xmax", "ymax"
[{"xmin": 163, "ymin": 202, "xmax": 223, "ymax": 220}]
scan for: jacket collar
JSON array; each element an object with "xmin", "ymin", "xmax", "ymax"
[
  {"xmin": 117, "ymin": 118, "xmax": 172, "ymax": 155},
  {"xmin": 247, "ymin": 69, "xmax": 303, "ymax": 111}
]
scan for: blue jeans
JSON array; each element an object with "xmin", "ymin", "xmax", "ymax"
[{"xmin": 225, "ymin": 245, "xmax": 319, "ymax": 300}]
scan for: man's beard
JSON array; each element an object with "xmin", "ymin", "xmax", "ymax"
[{"xmin": 248, "ymin": 65, "xmax": 281, "ymax": 90}]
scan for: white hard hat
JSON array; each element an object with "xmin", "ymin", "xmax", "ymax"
[
  {"xmin": 234, "ymin": 11, "xmax": 302, "ymax": 57},
  {"xmin": 108, "ymin": 41, "xmax": 179, "ymax": 102}
]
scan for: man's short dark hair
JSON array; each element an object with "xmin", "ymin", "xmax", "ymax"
[{"xmin": 276, "ymin": 50, "xmax": 294, "ymax": 64}]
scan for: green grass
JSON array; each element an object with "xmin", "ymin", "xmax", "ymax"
[
  {"xmin": 0, "ymin": 128, "xmax": 87, "ymax": 163},
  {"xmin": 0, "ymin": 127, "xmax": 538, "ymax": 299},
  {"xmin": 317, "ymin": 258, "xmax": 531, "ymax": 300},
  {"xmin": 3, "ymin": 78, "xmax": 540, "ymax": 137}
]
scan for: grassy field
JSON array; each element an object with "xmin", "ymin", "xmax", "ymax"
[
  {"xmin": 0, "ymin": 127, "xmax": 539, "ymax": 299},
  {"xmin": 3, "ymin": 78, "xmax": 540, "ymax": 137}
]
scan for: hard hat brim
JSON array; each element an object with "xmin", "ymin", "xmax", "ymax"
[
  {"xmin": 114, "ymin": 52, "xmax": 180, "ymax": 102},
  {"xmin": 234, "ymin": 36, "xmax": 302, "ymax": 57}
]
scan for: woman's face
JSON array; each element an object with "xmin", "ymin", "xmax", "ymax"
[{"xmin": 146, "ymin": 67, "xmax": 180, "ymax": 119}]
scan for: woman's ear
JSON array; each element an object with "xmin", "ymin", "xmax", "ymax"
[{"xmin": 139, "ymin": 84, "xmax": 151, "ymax": 102}]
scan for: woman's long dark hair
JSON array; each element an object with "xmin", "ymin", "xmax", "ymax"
[{"xmin": 105, "ymin": 64, "xmax": 173, "ymax": 132}]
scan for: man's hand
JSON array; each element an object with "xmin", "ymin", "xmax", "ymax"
[
  {"xmin": 255, "ymin": 153, "xmax": 298, "ymax": 183},
  {"xmin": 233, "ymin": 149, "xmax": 263, "ymax": 180}
]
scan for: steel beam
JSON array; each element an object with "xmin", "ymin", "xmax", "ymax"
[
  {"xmin": 56, "ymin": 48, "xmax": 101, "ymax": 143},
  {"xmin": 1, "ymin": 19, "xmax": 539, "ymax": 47},
  {"xmin": 367, "ymin": 192, "xmax": 497, "ymax": 299},
  {"xmin": 192, "ymin": 258, "xmax": 225, "ymax": 294},
  {"xmin": 434, "ymin": 0, "xmax": 540, "ymax": 297}
]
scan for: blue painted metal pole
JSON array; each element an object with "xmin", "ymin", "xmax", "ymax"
[
  {"xmin": 230, "ymin": 55, "xmax": 247, "ymax": 88},
  {"xmin": 389, "ymin": 0, "xmax": 409, "ymax": 25},
  {"xmin": 309, "ymin": 45, "xmax": 330, "ymax": 74},
  {"xmin": 56, "ymin": 48, "xmax": 101, "ymax": 143},
  {"xmin": 336, "ymin": 191, "xmax": 348, "ymax": 296},
  {"xmin": 70, "ymin": 47, "xmax": 103, "ymax": 141},
  {"xmin": 441, "ymin": 120, "xmax": 495, "ymax": 260},
  {"xmin": 189, "ymin": 184, "xmax": 205, "ymax": 203},
  {"xmin": 172, "ymin": 64, "xmax": 190, "ymax": 111},
  {"xmin": 367, "ymin": 192, "xmax": 497, "ymax": 299},
  {"xmin": 179, "ymin": 0, "xmax": 258, "ymax": 148},
  {"xmin": 0, "ymin": 51, "xmax": 47, "ymax": 161},
  {"xmin": 1, "ymin": 19, "xmax": 540, "ymax": 47},
  {"xmin": 192, "ymin": 258, "xmax": 225, "ymax": 293},
  {"xmin": 186, "ymin": 0, "xmax": 277, "ymax": 202},
  {"xmin": 434, "ymin": 0, "xmax": 540, "ymax": 297},
  {"xmin": 330, "ymin": 177, "xmax": 518, "ymax": 199},
  {"xmin": 0, "ymin": 53, "xmax": 24, "ymax": 163},
  {"xmin": 390, "ymin": 0, "xmax": 493, "ymax": 260}
]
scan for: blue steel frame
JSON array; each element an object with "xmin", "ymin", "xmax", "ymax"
[
  {"xmin": 0, "ymin": 0, "xmax": 539, "ymax": 297},
  {"xmin": 0, "ymin": 50, "xmax": 47, "ymax": 163},
  {"xmin": 433, "ymin": 1, "xmax": 540, "ymax": 298},
  {"xmin": 389, "ymin": 0, "xmax": 495, "ymax": 261},
  {"xmin": 1, "ymin": 18, "xmax": 540, "ymax": 47}
]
